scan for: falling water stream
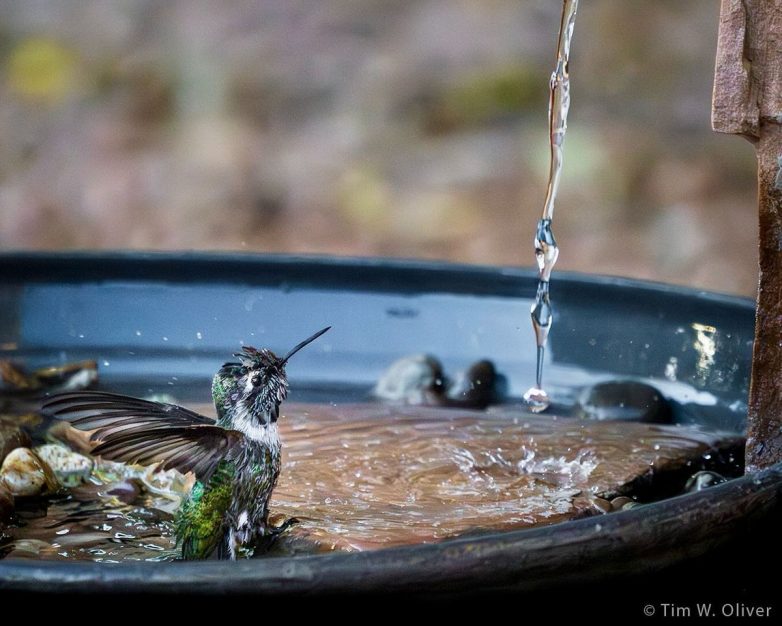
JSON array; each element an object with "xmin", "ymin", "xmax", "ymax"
[{"xmin": 523, "ymin": 0, "xmax": 578, "ymax": 413}]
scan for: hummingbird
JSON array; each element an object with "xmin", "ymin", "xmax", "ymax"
[{"xmin": 42, "ymin": 326, "xmax": 331, "ymax": 560}]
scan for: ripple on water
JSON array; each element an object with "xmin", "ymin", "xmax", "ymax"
[{"xmin": 1, "ymin": 403, "xmax": 742, "ymax": 560}]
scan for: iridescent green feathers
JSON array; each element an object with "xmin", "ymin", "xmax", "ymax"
[{"xmin": 176, "ymin": 461, "xmax": 236, "ymax": 560}]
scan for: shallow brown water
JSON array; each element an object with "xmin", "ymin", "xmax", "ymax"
[{"xmin": 1, "ymin": 403, "xmax": 741, "ymax": 560}]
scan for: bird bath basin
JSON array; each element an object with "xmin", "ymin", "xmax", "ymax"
[{"xmin": 0, "ymin": 252, "xmax": 778, "ymax": 596}]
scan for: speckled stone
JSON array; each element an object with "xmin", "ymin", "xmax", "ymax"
[
  {"xmin": 0, "ymin": 447, "xmax": 60, "ymax": 497},
  {"xmin": 374, "ymin": 354, "xmax": 446, "ymax": 404},
  {"xmin": 35, "ymin": 443, "xmax": 94, "ymax": 487}
]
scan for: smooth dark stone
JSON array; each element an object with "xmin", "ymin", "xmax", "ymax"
[
  {"xmin": 589, "ymin": 497, "xmax": 612, "ymax": 514},
  {"xmin": 445, "ymin": 359, "xmax": 497, "ymax": 408},
  {"xmin": 576, "ymin": 380, "xmax": 671, "ymax": 423},
  {"xmin": 610, "ymin": 496, "xmax": 634, "ymax": 511}
]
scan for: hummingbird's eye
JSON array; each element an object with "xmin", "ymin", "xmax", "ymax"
[{"xmin": 251, "ymin": 374, "xmax": 261, "ymax": 387}]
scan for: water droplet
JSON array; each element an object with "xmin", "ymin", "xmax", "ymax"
[
  {"xmin": 162, "ymin": 336, "xmax": 168, "ymax": 342},
  {"xmin": 103, "ymin": 360, "xmax": 110, "ymax": 367},
  {"xmin": 135, "ymin": 330, "xmax": 142, "ymax": 337},
  {"xmin": 523, "ymin": 387, "xmax": 550, "ymax": 413},
  {"xmin": 534, "ymin": 220, "xmax": 560, "ymax": 282},
  {"xmin": 196, "ymin": 332, "xmax": 203, "ymax": 340}
]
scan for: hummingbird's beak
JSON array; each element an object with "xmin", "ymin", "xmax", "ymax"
[{"xmin": 281, "ymin": 326, "xmax": 331, "ymax": 364}]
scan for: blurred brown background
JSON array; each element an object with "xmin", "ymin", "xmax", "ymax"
[{"xmin": 0, "ymin": 0, "xmax": 758, "ymax": 296}]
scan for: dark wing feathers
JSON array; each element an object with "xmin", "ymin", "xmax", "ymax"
[
  {"xmin": 43, "ymin": 391, "xmax": 216, "ymax": 428},
  {"xmin": 42, "ymin": 391, "xmax": 244, "ymax": 479}
]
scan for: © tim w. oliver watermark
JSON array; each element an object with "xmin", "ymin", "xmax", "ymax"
[{"xmin": 643, "ymin": 603, "xmax": 773, "ymax": 618}]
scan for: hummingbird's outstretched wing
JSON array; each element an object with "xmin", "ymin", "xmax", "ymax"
[{"xmin": 42, "ymin": 391, "xmax": 244, "ymax": 480}]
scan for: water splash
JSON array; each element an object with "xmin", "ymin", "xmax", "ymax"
[
  {"xmin": 517, "ymin": 447, "xmax": 598, "ymax": 486},
  {"xmin": 524, "ymin": 0, "xmax": 579, "ymax": 413}
]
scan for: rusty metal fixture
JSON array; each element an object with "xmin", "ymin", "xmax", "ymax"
[{"xmin": 713, "ymin": 0, "xmax": 782, "ymax": 472}]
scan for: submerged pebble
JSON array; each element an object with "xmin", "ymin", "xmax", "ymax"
[
  {"xmin": 609, "ymin": 496, "xmax": 634, "ymax": 511},
  {"xmin": 35, "ymin": 444, "xmax": 93, "ymax": 487},
  {"xmin": 589, "ymin": 496, "xmax": 612, "ymax": 514},
  {"xmin": 685, "ymin": 470, "xmax": 726, "ymax": 492},
  {"xmin": 104, "ymin": 478, "xmax": 144, "ymax": 504},
  {"xmin": 0, "ymin": 448, "xmax": 61, "ymax": 497},
  {"xmin": 576, "ymin": 380, "xmax": 671, "ymax": 423}
]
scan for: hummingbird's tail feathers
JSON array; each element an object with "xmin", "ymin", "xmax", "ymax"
[{"xmin": 42, "ymin": 391, "xmax": 245, "ymax": 480}]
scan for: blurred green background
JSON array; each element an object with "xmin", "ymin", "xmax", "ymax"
[{"xmin": 0, "ymin": 0, "xmax": 758, "ymax": 295}]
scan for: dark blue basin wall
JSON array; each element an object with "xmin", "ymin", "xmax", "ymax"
[{"xmin": 0, "ymin": 253, "xmax": 754, "ymax": 424}]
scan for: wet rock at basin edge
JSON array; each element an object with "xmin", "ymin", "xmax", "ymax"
[
  {"xmin": 576, "ymin": 380, "xmax": 671, "ymax": 423},
  {"xmin": 0, "ymin": 418, "xmax": 31, "ymax": 462},
  {"xmin": 35, "ymin": 444, "xmax": 94, "ymax": 487},
  {"xmin": 0, "ymin": 447, "xmax": 61, "ymax": 497},
  {"xmin": 374, "ymin": 354, "xmax": 446, "ymax": 405},
  {"xmin": 374, "ymin": 354, "xmax": 499, "ymax": 408},
  {"xmin": 445, "ymin": 359, "xmax": 497, "ymax": 408}
]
